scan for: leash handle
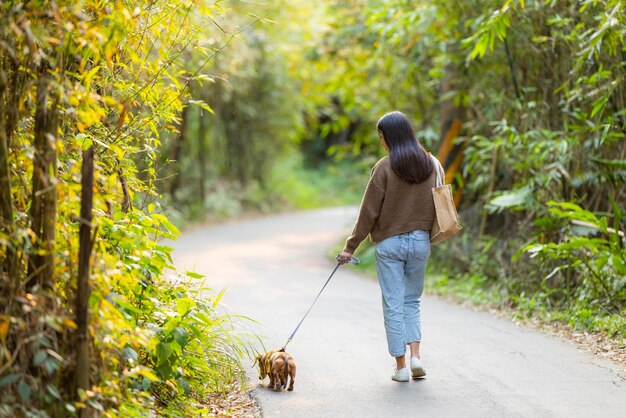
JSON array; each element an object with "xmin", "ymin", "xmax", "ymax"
[
  {"xmin": 281, "ymin": 256, "xmax": 359, "ymax": 351},
  {"xmin": 336, "ymin": 255, "xmax": 360, "ymax": 265}
]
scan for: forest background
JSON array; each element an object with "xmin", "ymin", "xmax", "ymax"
[{"xmin": 0, "ymin": 0, "xmax": 624, "ymax": 416}]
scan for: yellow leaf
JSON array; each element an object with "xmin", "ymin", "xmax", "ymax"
[
  {"xmin": 64, "ymin": 319, "xmax": 78, "ymax": 330},
  {"xmin": 137, "ymin": 369, "xmax": 159, "ymax": 382},
  {"xmin": 110, "ymin": 144, "xmax": 125, "ymax": 159},
  {"xmin": 117, "ymin": 105, "xmax": 128, "ymax": 130},
  {"xmin": 105, "ymin": 50, "xmax": 114, "ymax": 73},
  {"xmin": 0, "ymin": 315, "xmax": 10, "ymax": 345}
]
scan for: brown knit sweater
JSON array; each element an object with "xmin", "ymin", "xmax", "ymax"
[{"xmin": 343, "ymin": 156, "xmax": 436, "ymax": 254}]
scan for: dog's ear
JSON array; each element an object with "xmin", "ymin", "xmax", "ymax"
[{"xmin": 252, "ymin": 354, "xmax": 262, "ymax": 368}]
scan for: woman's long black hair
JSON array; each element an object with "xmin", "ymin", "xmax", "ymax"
[{"xmin": 377, "ymin": 111, "xmax": 433, "ymax": 184}]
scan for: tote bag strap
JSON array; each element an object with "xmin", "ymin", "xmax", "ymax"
[{"xmin": 430, "ymin": 154, "xmax": 444, "ymax": 187}]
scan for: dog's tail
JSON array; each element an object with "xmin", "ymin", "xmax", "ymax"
[{"xmin": 282, "ymin": 353, "xmax": 289, "ymax": 389}]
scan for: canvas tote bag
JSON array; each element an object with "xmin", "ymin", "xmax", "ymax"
[{"xmin": 430, "ymin": 155, "xmax": 462, "ymax": 244}]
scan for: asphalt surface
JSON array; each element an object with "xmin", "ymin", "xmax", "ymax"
[{"xmin": 170, "ymin": 207, "xmax": 626, "ymax": 418}]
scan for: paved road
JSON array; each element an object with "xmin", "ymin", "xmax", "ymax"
[{"xmin": 170, "ymin": 207, "xmax": 626, "ymax": 418}]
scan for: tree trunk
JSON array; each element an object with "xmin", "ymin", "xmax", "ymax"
[
  {"xmin": 41, "ymin": 98, "xmax": 59, "ymax": 288},
  {"xmin": 197, "ymin": 109, "xmax": 207, "ymax": 204},
  {"xmin": 437, "ymin": 60, "xmax": 466, "ymax": 206},
  {"xmin": 27, "ymin": 69, "xmax": 58, "ymax": 290},
  {"xmin": 117, "ymin": 163, "xmax": 132, "ymax": 213},
  {"xmin": 0, "ymin": 59, "xmax": 17, "ymax": 280},
  {"xmin": 27, "ymin": 71, "xmax": 49, "ymax": 287},
  {"xmin": 75, "ymin": 146, "xmax": 94, "ymax": 415},
  {"xmin": 168, "ymin": 106, "xmax": 189, "ymax": 201}
]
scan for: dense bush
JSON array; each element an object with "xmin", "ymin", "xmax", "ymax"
[
  {"xmin": 303, "ymin": 0, "xmax": 625, "ymax": 338},
  {"xmin": 0, "ymin": 1, "xmax": 256, "ymax": 416}
]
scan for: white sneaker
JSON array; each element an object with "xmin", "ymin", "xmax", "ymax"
[
  {"xmin": 410, "ymin": 357, "xmax": 426, "ymax": 379},
  {"xmin": 391, "ymin": 367, "xmax": 410, "ymax": 382}
]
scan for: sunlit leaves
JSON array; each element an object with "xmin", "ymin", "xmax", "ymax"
[
  {"xmin": 487, "ymin": 186, "xmax": 533, "ymax": 212},
  {"xmin": 188, "ymin": 99, "xmax": 215, "ymax": 114},
  {"xmin": 1, "ymin": 0, "xmax": 250, "ymax": 415},
  {"xmin": 463, "ymin": 3, "xmax": 515, "ymax": 62}
]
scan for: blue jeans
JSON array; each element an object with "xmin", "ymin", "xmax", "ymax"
[{"xmin": 375, "ymin": 230, "xmax": 431, "ymax": 357}]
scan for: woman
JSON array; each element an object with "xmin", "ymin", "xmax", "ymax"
[{"xmin": 337, "ymin": 111, "xmax": 438, "ymax": 382}]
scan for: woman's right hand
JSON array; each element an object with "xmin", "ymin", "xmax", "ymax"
[{"xmin": 336, "ymin": 251, "xmax": 353, "ymax": 265}]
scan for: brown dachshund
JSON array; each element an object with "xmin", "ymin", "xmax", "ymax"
[{"xmin": 254, "ymin": 349, "xmax": 296, "ymax": 391}]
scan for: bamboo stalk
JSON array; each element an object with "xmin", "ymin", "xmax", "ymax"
[
  {"xmin": 480, "ymin": 145, "xmax": 499, "ymax": 238},
  {"xmin": 27, "ymin": 70, "xmax": 49, "ymax": 287},
  {"xmin": 76, "ymin": 146, "xmax": 94, "ymax": 415},
  {"xmin": 503, "ymin": 38, "xmax": 521, "ymax": 101},
  {"xmin": 117, "ymin": 164, "xmax": 132, "ymax": 213},
  {"xmin": 0, "ymin": 59, "xmax": 17, "ymax": 281},
  {"xmin": 26, "ymin": 66, "xmax": 59, "ymax": 290},
  {"xmin": 168, "ymin": 106, "xmax": 189, "ymax": 201},
  {"xmin": 41, "ymin": 95, "xmax": 59, "ymax": 290},
  {"xmin": 198, "ymin": 108, "xmax": 207, "ymax": 203}
]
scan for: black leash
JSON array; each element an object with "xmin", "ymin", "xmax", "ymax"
[{"xmin": 279, "ymin": 256, "xmax": 359, "ymax": 352}]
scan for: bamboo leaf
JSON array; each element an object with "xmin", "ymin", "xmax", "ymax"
[
  {"xmin": 156, "ymin": 342, "xmax": 172, "ymax": 363},
  {"xmin": 0, "ymin": 374, "xmax": 20, "ymax": 387},
  {"xmin": 17, "ymin": 380, "xmax": 31, "ymax": 401},
  {"xmin": 185, "ymin": 271, "xmax": 204, "ymax": 279},
  {"xmin": 43, "ymin": 358, "xmax": 60, "ymax": 375},
  {"xmin": 133, "ymin": 367, "xmax": 160, "ymax": 382},
  {"xmin": 488, "ymin": 187, "xmax": 532, "ymax": 210},
  {"xmin": 188, "ymin": 99, "xmax": 215, "ymax": 114},
  {"xmin": 590, "ymin": 95, "xmax": 609, "ymax": 117},
  {"xmin": 33, "ymin": 350, "xmax": 47, "ymax": 367},
  {"xmin": 47, "ymin": 384, "xmax": 62, "ymax": 400},
  {"xmin": 176, "ymin": 298, "xmax": 195, "ymax": 316}
]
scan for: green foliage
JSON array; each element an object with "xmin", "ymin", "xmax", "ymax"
[
  {"xmin": 270, "ymin": 154, "xmax": 368, "ymax": 209},
  {"xmin": 463, "ymin": 0, "xmax": 523, "ymax": 61},
  {"xmin": 429, "ymin": 273, "xmax": 502, "ymax": 307},
  {"xmin": 4, "ymin": 2, "xmax": 623, "ymax": 415},
  {"xmin": 157, "ymin": 2, "xmax": 305, "ymax": 218},
  {"xmin": 82, "ymin": 209, "xmax": 254, "ymax": 416},
  {"xmin": 303, "ymin": 0, "xmax": 625, "ymax": 344},
  {"xmin": 0, "ymin": 1, "xmax": 258, "ymax": 416},
  {"xmin": 519, "ymin": 201, "xmax": 626, "ymax": 317}
]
